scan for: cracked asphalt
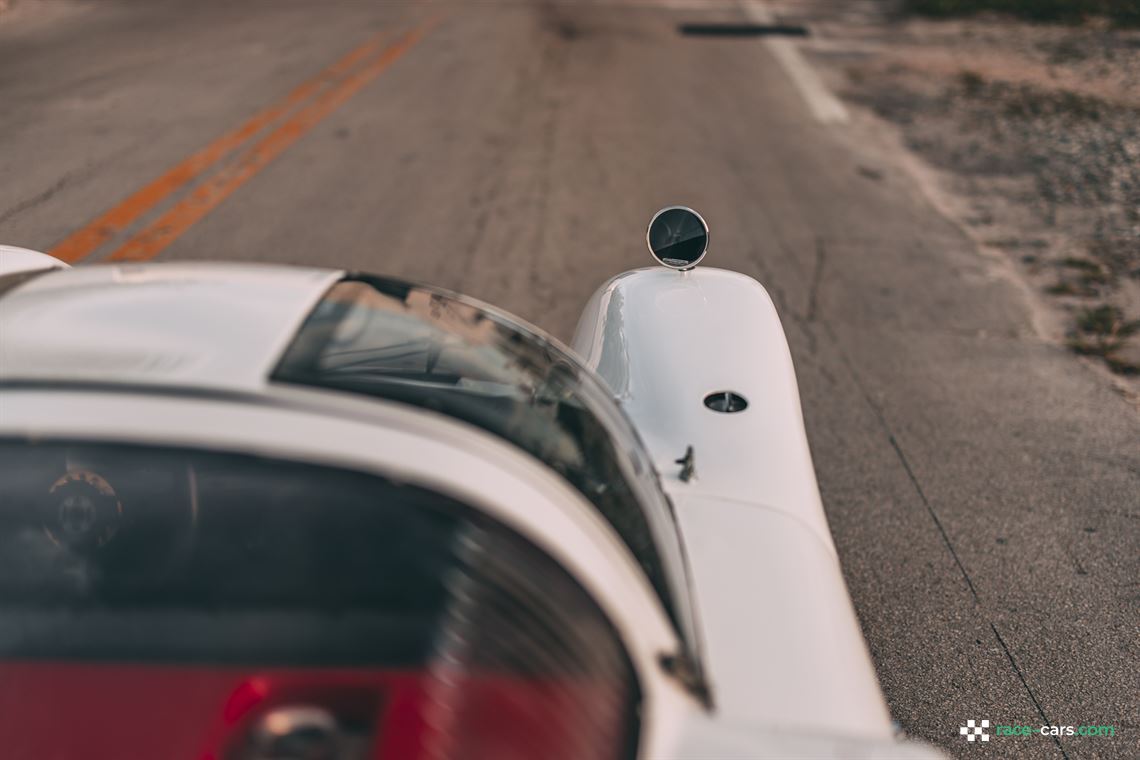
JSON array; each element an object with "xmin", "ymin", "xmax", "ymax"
[{"xmin": 1, "ymin": 1, "xmax": 1137, "ymax": 757}]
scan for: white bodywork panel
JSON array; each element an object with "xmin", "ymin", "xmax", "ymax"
[
  {"xmin": 573, "ymin": 267, "xmax": 892, "ymax": 738},
  {"xmin": 0, "ymin": 245, "xmax": 68, "ymax": 276},
  {"xmin": 675, "ymin": 495, "xmax": 890, "ymax": 737},
  {"xmin": 674, "ymin": 714, "xmax": 945, "ymax": 760},
  {"xmin": 0, "ymin": 262, "xmax": 340, "ymax": 391}
]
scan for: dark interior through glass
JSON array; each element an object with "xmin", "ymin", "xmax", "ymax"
[{"xmin": 0, "ymin": 439, "xmax": 639, "ymax": 759}]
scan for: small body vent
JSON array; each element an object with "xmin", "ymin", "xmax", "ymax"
[{"xmin": 703, "ymin": 391, "xmax": 748, "ymax": 414}]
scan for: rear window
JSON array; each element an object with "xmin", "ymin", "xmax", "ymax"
[{"xmin": 0, "ymin": 440, "xmax": 637, "ymax": 760}]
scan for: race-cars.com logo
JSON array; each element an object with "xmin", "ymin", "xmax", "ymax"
[
  {"xmin": 960, "ymin": 720, "xmax": 990, "ymax": 742},
  {"xmin": 959, "ymin": 720, "xmax": 1116, "ymax": 742}
]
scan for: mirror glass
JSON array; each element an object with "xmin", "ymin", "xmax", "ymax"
[{"xmin": 647, "ymin": 207, "xmax": 708, "ymax": 269}]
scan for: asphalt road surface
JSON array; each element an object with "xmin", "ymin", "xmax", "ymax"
[{"xmin": 2, "ymin": 1, "xmax": 1137, "ymax": 757}]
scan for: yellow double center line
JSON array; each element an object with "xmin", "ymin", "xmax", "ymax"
[{"xmin": 50, "ymin": 19, "xmax": 438, "ymax": 265}]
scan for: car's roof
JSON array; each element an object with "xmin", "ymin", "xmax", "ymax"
[{"xmin": 0, "ymin": 262, "xmax": 341, "ymax": 392}]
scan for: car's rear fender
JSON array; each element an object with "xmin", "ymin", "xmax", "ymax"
[
  {"xmin": 572, "ymin": 267, "xmax": 892, "ymax": 736},
  {"xmin": 571, "ymin": 267, "xmax": 832, "ymax": 548}
]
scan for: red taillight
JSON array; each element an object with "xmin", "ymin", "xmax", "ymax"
[
  {"xmin": 207, "ymin": 675, "xmax": 387, "ymax": 760},
  {"xmin": 204, "ymin": 672, "xmax": 627, "ymax": 760},
  {"xmin": 233, "ymin": 705, "xmax": 360, "ymax": 760}
]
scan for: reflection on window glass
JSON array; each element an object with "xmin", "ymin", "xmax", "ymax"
[{"xmin": 275, "ymin": 276, "xmax": 683, "ymax": 632}]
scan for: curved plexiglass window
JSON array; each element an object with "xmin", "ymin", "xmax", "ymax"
[
  {"xmin": 0, "ymin": 440, "xmax": 637, "ymax": 760},
  {"xmin": 274, "ymin": 276, "xmax": 690, "ymax": 640}
]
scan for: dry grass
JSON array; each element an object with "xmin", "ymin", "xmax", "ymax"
[{"xmin": 1067, "ymin": 305, "xmax": 1140, "ymax": 372}]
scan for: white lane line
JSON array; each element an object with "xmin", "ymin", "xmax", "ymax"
[{"xmin": 740, "ymin": 0, "xmax": 850, "ymax": 125}]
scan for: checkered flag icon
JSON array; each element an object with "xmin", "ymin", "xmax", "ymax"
[{"xmin": 960, "ymin": 719, "xmax": 990, "ymax": 742}]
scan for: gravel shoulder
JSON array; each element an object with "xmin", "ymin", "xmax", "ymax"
[{"xmin": 792, "ymin": 1, "xmax": 1140, "ymax": 400}]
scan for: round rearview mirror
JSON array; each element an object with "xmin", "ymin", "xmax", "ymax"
[{"xmin": 647, "ymin": 206, "xmax": 709, "ymax": 270}]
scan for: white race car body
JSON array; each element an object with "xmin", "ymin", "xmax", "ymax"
[{"xmin": 0, "ymin": 245, "xmax": 941, "ymax": 759}]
